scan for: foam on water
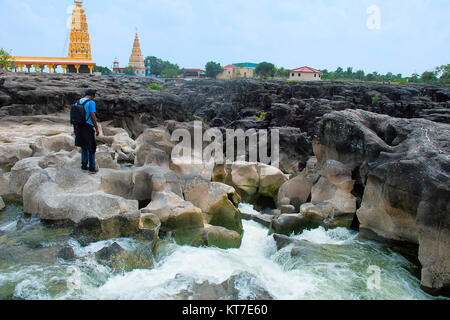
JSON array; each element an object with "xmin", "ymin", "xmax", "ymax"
[{"xmin": 0, "ymin": 203, "xmax": 443, "ymax": 300}]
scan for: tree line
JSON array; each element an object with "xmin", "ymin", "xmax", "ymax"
[
  {"xmin": 320, "ymin": 66, "xmax": 450, "ymax": 84},
  {"xmin": 1, "ymin": 47, "xmax": 448, "ymax": 84}
]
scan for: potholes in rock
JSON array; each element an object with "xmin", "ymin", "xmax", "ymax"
[
  {"xmin": 350, "ymin": 168, "xmax": 365, "ymax": 232},
  {"xmin": 253, "ymin": 195, "xmax": 276, "ymax": 213},
  {"xmin": 349, "ymin": 214, "xmax": 360, "ymax": 232},
  {"xmin": 138, "ymin": 199, "xmax": 151, "ymax": 210}
]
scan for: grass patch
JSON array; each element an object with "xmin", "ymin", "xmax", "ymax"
[
  {"xmin": 254, "ymin": 111, "xmax": 267, "ymax": 121},
  {"xmin": 146, "ymin": 83, "xmax": 163, "ymax": 91}
]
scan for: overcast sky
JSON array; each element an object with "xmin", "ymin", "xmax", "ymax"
[{"xmin": 1, "ymin": 0, "xmax": 449, "ymax": 76}]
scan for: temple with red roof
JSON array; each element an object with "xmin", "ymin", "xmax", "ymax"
[{"xmin": 288, "ymin": 66, "xmax": 323, "ymax": 81}]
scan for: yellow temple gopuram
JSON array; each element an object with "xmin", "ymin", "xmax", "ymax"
[{"xmin": 11, "ymin": 0, "xmax": 96, "ymax": 74}]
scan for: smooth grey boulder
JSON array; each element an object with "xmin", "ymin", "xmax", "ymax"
[
  {"xmin": 99, "ymin": 164, "xmax": 183, "ymax": 201},
  {"xmin": 184, "ymin": 180, "xmax": 243, "ymax": 234},
  {"xmin": 23, "ymin": 168, "xmax": 138, "ymax": 224}
]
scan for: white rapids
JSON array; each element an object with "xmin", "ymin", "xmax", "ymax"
[{"xmin": 0, "ymin": 203, "xmax": 441, "ymax": 300}]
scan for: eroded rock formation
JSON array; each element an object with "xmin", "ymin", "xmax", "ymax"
[{"xmin": 312, "ymin": 109, "xmax": 450, "ymax": 295}]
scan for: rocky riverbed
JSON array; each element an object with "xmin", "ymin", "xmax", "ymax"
[{"xmin": 0, "ymin": 73, "xmax": 449, "ymax": 297}]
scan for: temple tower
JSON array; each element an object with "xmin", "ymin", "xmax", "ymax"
[
  {"xmin": 68, "ymin": 0, "xmax": 92, "ymax": 61},
  {"xmin": 128, "ymin": 32, "xmax": 145, "ymax": 75}
]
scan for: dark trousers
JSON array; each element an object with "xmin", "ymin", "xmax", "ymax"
[{"xmin": 81, "ymin": 147, "xmax": 96, "ymax": 171}]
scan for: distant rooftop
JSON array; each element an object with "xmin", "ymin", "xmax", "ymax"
[
  {"xmin": 232, "ymin": 62, "xmax": 258, "ymax": 69},
  {"xmin": 184, "ymin": 68, "xmax": 205, "ymax": 72},
  {"xmin": 288, "ymin": 66, "xmax": 323, "ymax": 74}
]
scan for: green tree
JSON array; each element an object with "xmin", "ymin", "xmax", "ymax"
[
  {"xmin": 275, "ymin": 67, "xmax": 289, "ymax": 78},
  {"xmin": 385, "ymin": 72, "xmax": 394, "ymax": 80},
  {"xmin": 0, "ymin": 48, "xmax": 14, "ymax": 71},
  {"xmin": 256, "ymin": 62, "xmax": 275, "ymax": 78},
  {"xmin": 38, "ymin": 64, "xmax": 45, "ymax": 72},
  {"xmin": 8, "ymin": 61, "xmax": 18, "ymax": 72},
  {"xmin": 355, "ymin": 70, "xmax": 365, "ymax": 80},
  {"xmin": 365, "ymin": 73, "xmax": 376, "ymax": 82},
  {"xmin": 144, "ymin": 56, "xmax": 181, "ymax": 77},
  {"xmin": 145, "ymin": 56, "xmax": 163, "ymax": 75},
  {"xmin": 335, "ymin": 67, "xmax": 344, "ymax": 78},
  {"xmin": 435, "ymin": 64, "xmax": 450, "ymax": 82},
  {"xmin": 421, "ymin": 71, "xmax": 437, "ymax": 82},
  {"xmin": 409, "ymin": 73, "xmax": 420, "ymax": 83},
  {"xmin": 345, "ymin": 67, "xmax": 353, "ymax": 79},
  {"xmin": 123, "ymin": 66, "xmax": 136, "ymax": 75},
  {"xmin": 205, "ymin": 61, "xmax": 223, "ymax": 78},
  {"xmin": 93, "ymin": 66, "xmax": 112, "ymax": 74},
  {"xmin": 161, "ymin": 68, "xmax": 179, "ymax": 78}
]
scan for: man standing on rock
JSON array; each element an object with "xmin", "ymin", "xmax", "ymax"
[{"xmin": 74, "ymin": 89, "xmax": 100, "ymax": 174}]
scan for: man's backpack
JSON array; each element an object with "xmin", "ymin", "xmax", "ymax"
[{"xmin": 70, "ymin": 99, "xmax": 91, "ymax": 126}]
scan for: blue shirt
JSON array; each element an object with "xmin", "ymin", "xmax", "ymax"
[{"xmin": 79, "ymin": 97, "xmax": 96, "ymax": 127}]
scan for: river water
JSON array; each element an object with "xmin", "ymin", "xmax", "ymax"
[{"xmin": 0, "ymin": 202, "xmax": 443, "ymax": 300}]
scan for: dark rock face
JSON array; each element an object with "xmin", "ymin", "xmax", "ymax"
[
  {"xmin": 57, "ymin": 246, "xmax": 76, "ymax": 261},
  {"xmin": 72, "ymin": 211, "xmax": 156, "ymax": 246},
  {"xmin": 172, "ymin": 272, "xmax": 273, "ymax": 300},
  {"xmin": 165, "ymin": 79, "xmax": 449, "ymax": 172},
  {"xmin": 94, "ymin": 242, "xmax": 154, "ymax": 272},
  {"xmin": 166, "ymin": 79, "xmax": 449, "ymax": 130},
  {"xmin": 2, "ymin": 74, "xmax": 448, "ymax": 173},
  {"xmin": 269, "ymin": 214, "xmax": 319, "ymax": 236},
  {"xmin": 0, "ymin": 73, "xmax": 188, "ymax": 138},
  {"xmin": 313, "ymin": 109, "xmax": 450, "ymax": 296},
  {"xmin": 95, "ymin": 242, "xmax": 124, "ymax": 261}
]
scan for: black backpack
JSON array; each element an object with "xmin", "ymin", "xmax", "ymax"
[{"xmin": 70, "ymin": 99, "xmax": 91, "ymax": 126}]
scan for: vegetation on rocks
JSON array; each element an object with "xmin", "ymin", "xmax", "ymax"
[{"xmin": 147, "ymin": 83, "xmax": 163, "ymax": 91}]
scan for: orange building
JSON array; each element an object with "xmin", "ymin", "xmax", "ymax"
[
  {"xmin": 11, "ymin": 1, "xmax": 96, "ymax": 74},
  {"xmin": 128, "ymin": 32, "xmax": 145, "ymax": 76}
]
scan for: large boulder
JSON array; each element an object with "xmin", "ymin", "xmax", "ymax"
[
  {"xmin": 99, "ymin": 164, "xmax": 183, "ymax": 200},
  {"xmin": 8, "ymin": 157, "xmax": 42, "ymax": 196},
  {"xmin": 23, "ymin": 168, "xmax": 139, "ymax": 224},
  {"xmin": 313, "ymin": 109, "xmax": 450, "ymax": 295},
  {"xmin": 303, "ymin": 160, "xmax": 357, "ymax": 229},
  {"xmin": 31, "ymin": 134, "xmax": 76, "ymax": 156},
  {"xmin": 73, "ymin": 211, "xmax": 147, "ymax": 244},
  {"xmin": 271, "ymin": 159, "xmax": 357, "ymax": 234},
  {"xmin": 134, "ymin": 127, "xmax": 174, "ymax": 168},
  {"xmin": 95, "ymin": 145, "xmax": 121, "ymax": 170},
  {"xmin": 97, "ymin": 126, "xmax": 136, "ymax": 164},
  {"xmin": 269, "ymin": 213, "xmax": 317, "ymax": 236},
  {"xmin": 163, "ymin": 271, "xmax": 273, "ymax": 300},
  {"xmin": 141, "ymin": 190, "xmax": 204, "ymax": 245},
  {"xmin": 8, "ymin": 151, "xmax": 81, "ymax": 196},
  {"xmin": 214, "ymin": 162, "xmax": 288, "ymax": 206},
  {"xmin": 0, "ymin": 143, "xmax": 33, "ymax": 171},
  {"xmin": 203, "ymin": 224, "xmax": 242, "ymax": 249},
  {"xmin": 0, "ymin": 196, "xmax": 4, "ymax": 210},
  {"xmin": 0, "ymin": 169, "xmax": 10, "ymax": 196},
  {"xmin": 277, "ymin": 157, "xmax": 320, "ymax": 211},
  {"xmin": 94, "ymin": 242, "xmax": 154, "ymax": 273},
  {"xmin": 184, "ymin": 180, "xmax": 243, "ymax": 234}
]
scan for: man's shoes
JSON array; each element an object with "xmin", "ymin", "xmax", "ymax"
[
  {"xmin": 81, "ymin": 167, "xmax": 88, "ymax": 171},
  {"xmin": 89, "ymin": 168, "xmax": 99, "ymax": 174}
]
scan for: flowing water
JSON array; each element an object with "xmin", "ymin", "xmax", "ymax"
[{"xmin": 0, "ymin": 202, "xmax": 444, "ymax": 300}]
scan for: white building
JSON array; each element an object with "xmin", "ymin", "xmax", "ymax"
[{"xmin": 288, "ymin": 66, "xmax": 323, "ymax": 81}]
